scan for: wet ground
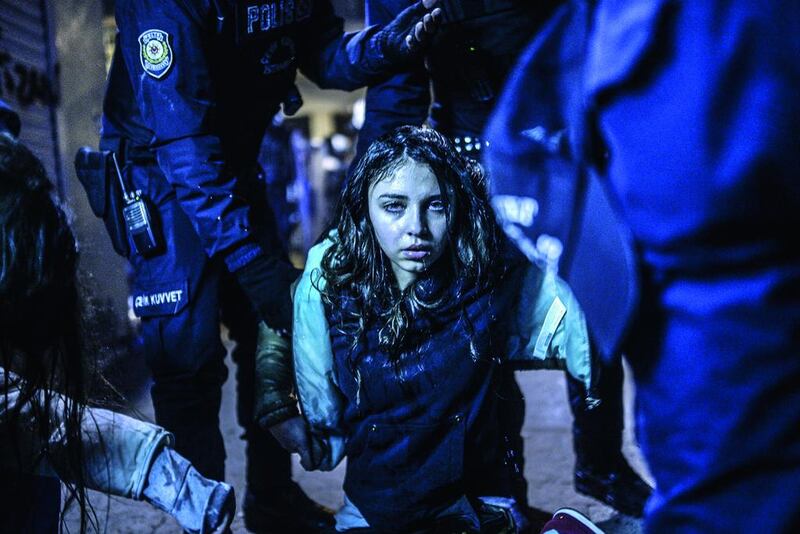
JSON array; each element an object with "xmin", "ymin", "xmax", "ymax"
[{"xmin": 65, "ymin": 347, "xmax": 648, "ymax": 533}]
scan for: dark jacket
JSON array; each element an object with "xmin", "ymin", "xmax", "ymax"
[{"xmin": 327, "ymin": 252, "xmax": 522, "ymax": 530}]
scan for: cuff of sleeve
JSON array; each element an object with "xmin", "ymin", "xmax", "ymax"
[
  {"xmin": 133, "ymin": 429, "xmax": 174, "ymax": 500},
  {"xmin": 225, "ymin": 242, "xmax": 264, "ymax": 272},
  {"xmin": 374, "ymin": 29, "xmax": 398, "ymax": 67},
  {"xmin": 258, "ymin": 402, "xmax": 301, "ymax": 428}
]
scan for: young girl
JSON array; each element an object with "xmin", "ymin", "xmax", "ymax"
[
  {"xmin": 0, "ymin": 133, "xmax": 234, "ymax": 533},
  {"xmin": 259, "ymin": 126, "xmax": 596, "ymax": 533}
]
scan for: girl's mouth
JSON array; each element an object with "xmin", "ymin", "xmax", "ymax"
[
  {"xmin": 402, "ymin": 246, "xmax": 432, "ymax": 260},
  {"xmin": 402, "ymin": 250, "xmax": 430, "ymax": 260}
]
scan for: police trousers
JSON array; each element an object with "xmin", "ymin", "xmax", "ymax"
[{"xmin": 126, "ymin": 159, "xmax": 290, "ymax": 488}]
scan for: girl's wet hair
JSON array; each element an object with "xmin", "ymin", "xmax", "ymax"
[
  {"xmin": 0, "ymin": 133, "xmax": 95, "ymax": 531},
  {"xmin": 319, "ymin": 126, "xmax": 503, "ymax": 365}
]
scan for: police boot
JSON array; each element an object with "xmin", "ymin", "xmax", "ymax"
[
  {"xmin": 568, "ymin": 359, "xmax": 652, "ymax": 517},
  {"xmin": 573, "ymin": 454, "xmax": 652, "ymax": 518},
  {"xmin": 243, "ymin": 426, "xmax": 334, "ymax": 533}
]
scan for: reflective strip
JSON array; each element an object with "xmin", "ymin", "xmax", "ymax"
[{"xmin": 534, "ymin": 296, "xmax": 566, "ymax": 358}]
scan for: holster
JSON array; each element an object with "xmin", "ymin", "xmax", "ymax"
[{"xmin": 74, "ymin": 147, "xmax": 130, "ymax": 257}]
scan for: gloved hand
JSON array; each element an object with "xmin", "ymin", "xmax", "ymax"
[
  {"xmin": 143, "ymin": 448, "xmax": 236, "ymax": 534},
  {"xmin": 235, "ymin": 252, "xmax": 301, "ymax": 334},
  {"xmin": 378, "ymin": 0, "xmax": 443, "ymax": 63},
  {"xmin": 269, "ymin": 415, "xmax": 315, "ymax": 470},
  {"xmin": 255, "ymin": 321, "xmax": 301, "ymax": 427}
]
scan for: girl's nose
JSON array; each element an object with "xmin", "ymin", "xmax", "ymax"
[{"xmin": 405, "ymin": 206, "xmax": 426, "ymax": 235}]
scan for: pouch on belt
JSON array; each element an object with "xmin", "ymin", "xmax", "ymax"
[{"xmin": 74, "ymin": 147, "xmax": 130, "ymax": 257}]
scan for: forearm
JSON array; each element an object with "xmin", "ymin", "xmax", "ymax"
[
  {"xmin": 143, "ymin": 447, "xmax": 235, "ymax": 534},
  {"xmin": 70, "ymin": 400, "xmax": 234, "ymax": 531},
  {"xmin": 156, "ymin": 135, "xmax": 255, "ymax": 259},
  {"xmin": 505, "ymin": 262, "xmax": 592, "ymax": 392},
  {"xmin": 4, "ymin": 376, "xmax": 233, "ymax": 531},
  {"xmin": 291, "ymin": 237, "xmax": 348, "ymax": 470},
  {"xmin": 0, "ymin": 373, "xmax": 172, "ymax": 500},
  {"xmin": 353, "ymin": 0, "xmax": 431, "ymax": 157},
  {"xmin": 73, "ymin": 407, "xmax": 172, "ymax": 499},
  {"xmin": 304, "ymin": 25, "xmax": 396, "ymax": 91},
  {"xmin": 301, "ymin": 0, "xmax": 439, "ymax": 91},
  {"xmin": 356, "ymin": 68, "xmax": 431, "ymax": 158}
]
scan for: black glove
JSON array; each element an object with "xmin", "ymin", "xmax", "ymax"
[
  {"xmin": 254, "ymin": 321, "xmax": 301, "ymax": 427},
  {"xmin": 143, "ymin": 448, "xmax": 235, "ymax": 534},
  {"xmin": 377, "ymin": 0, "xmax": 442, "ymax": 63},
  {"xmin": 235, "ymin": 253, "xmax": 301, "ymax": 334}
]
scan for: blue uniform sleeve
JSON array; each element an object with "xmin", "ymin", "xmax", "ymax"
[
  {"xmin": 114, "ymin": 0, "xmax": 257, "ymax": 262},
  {"xmin": 297, "ymin": 0, "xmax": 426, "ymax": 92},
  {"xmin": 354, "ymin": 0, "xmax": 430, "ymax": 160}
]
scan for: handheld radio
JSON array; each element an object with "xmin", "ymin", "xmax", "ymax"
[{"xmin": 111, "ymin": 153, "xmax": 162, "ymax": 256}]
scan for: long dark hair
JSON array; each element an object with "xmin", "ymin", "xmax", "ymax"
[
  {"xmin": 0, "ymin": 133, "xmax": 95, "ymax": 531},
  {"xmin": 319, "ymin": 126, "xmax": 503, "ymax": 363}
]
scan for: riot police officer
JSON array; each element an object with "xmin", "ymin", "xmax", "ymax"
[
  {"xmin": 354, "ymin": 0, "xmax": 652, "ymax": 523},
  {"xmin": 98, "ymin": 1, "xmax": 441, "ymax": 531},
  {"xmin": 486, "ymin": 1, "xmax": 800, "ymax": 531}
]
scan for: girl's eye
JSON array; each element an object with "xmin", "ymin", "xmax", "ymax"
[
  {"xmin": 429, "ymin": 200, "xmax": 445, "ymax": 212},
  {"xmin": 383, "ymin": 202, "xmax": 405, "ymax": 213}
]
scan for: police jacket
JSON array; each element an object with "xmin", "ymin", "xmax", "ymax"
[
  {"xmin": 357, "ymin": 0, "xmax": 559, "ymax": 156},
  {"xmin": 256, "ymin": 234, "xmax": 591, "ymax": 530},
  {"xmin": 483, "ymin": 1, "xmax": 641, "ymax": 360},
  {"xmin": 102, "ymin": 0, "xmax": 416, "ymax": 266},
  {"xmin": 0, "ymin": 367, "xmax": 171, "ymax": 500}
]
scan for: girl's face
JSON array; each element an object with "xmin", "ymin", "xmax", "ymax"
[{"xmin": 368, "ymin": 159, "xmax": 448, "ymax": 290}]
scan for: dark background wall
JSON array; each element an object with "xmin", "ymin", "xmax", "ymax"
[{"xmin": 55, "ymin": 0, "xmax": 131, "ymax": 329}]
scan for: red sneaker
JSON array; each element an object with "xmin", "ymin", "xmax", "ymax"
[{"xmin": 539, "ymin": 508, "xmax": 604, "ymax": 534}]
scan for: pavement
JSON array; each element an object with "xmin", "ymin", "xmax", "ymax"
[{"xmin": 65, "ymin": 341, "xmax": 648, "ymax": 533}]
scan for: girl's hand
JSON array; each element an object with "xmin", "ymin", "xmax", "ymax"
[{"xmin": 269, "ymin": 415, "xmax": 313, "ymax": 468}]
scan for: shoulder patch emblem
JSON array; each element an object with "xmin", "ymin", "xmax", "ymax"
[{"xmin": 139, "ymin": 29, "xmax": 173, "ymax": 79}]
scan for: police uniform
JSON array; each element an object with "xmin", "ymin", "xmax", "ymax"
[
  {"xmin": 355, "ymin": 0, "xmax": 651, "ymax": 520},
  {"xmin": 487, "ymin": 0, "xmax": 800, "ymax": 531},
  {"xmin": 101, "ymin": 0, "xmax": 429, "ymax": 529},
  {"xmin": 258, "ymin": 117, "xmax": 297, "ymax": 246}
]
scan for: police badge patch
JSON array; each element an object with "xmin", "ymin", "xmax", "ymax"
[{"xmin": 139, "ymin": 29, "xmax": 173, "ymax": 79}]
